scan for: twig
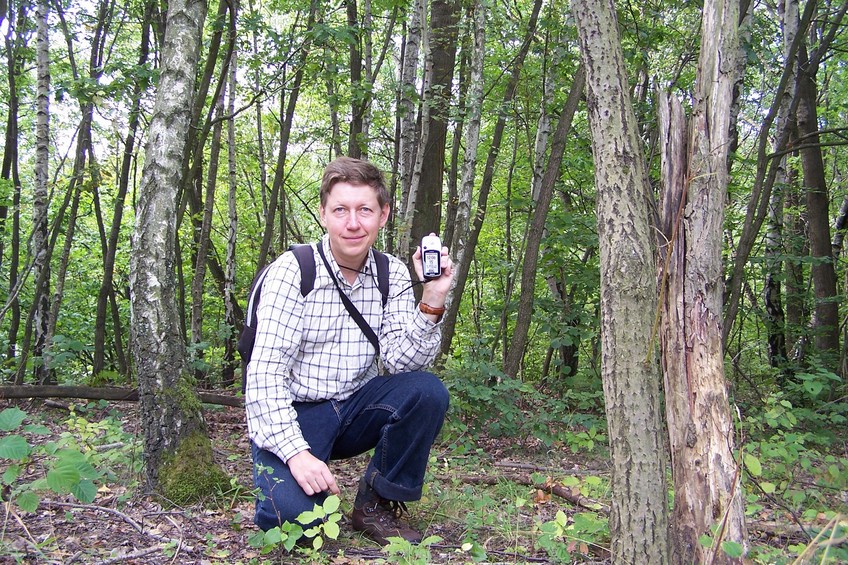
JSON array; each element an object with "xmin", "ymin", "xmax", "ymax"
[
  {"xmin": 91, "ymin": 543, "xmax": 169, "ymax": 565},
  {"xmin": 493, "ymin": 460, "xmax": 609, "ymax": 476},
  {"xmin": 44, "ymin": 500, "xmax": 179, "ymax": 545},
  {"xmin": 164, "ymin": 514, "xmax": 184, "ymax": 563},
  {"xmin": 454, "ymin": 473, "xmax": 610, "ymax": 515}
]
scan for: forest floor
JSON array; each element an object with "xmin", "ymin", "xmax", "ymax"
[{"xmin": 0, "ymin": 397, "xmax": 836, "ymax": 564}]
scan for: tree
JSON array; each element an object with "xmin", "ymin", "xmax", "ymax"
[
  {"xmin": 407, "ymin": 0, "xmax": 460, "ymax": 262},
  {"xmin": 503, "ymin": 66, "xmax": 584, "ymax": 378},
  {"xmin": 571, "ymin": 1, "xmax": 670, "ymax": 562},
  {"xmin": 129, "ymin": 0, "xmax": 217, "ymax": 491},
  {"xmin": 31, "ymin": 0, "xmax": 52, "ymax": 385},
  {"xmin": 658, "ymin": 0, "xmax": 749, "ymax": 561}
]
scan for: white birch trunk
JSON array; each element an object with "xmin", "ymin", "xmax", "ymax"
[
  {"xmin": 130, "ymin": 0, "xmax": 208, "ymax": 487},
  {"xmin": 448, "ymin": 0, "xmax": 486, "ymax": 302},
  {"xmin": 33, "ymin": 0, "xmax": 52, "ymax": 383}
]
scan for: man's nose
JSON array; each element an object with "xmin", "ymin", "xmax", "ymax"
[{"xmin": 346, "ymin": 211, "xmax": 361, "ymax": 228}]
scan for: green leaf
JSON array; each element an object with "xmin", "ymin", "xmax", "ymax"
[
  {"xmin": 0, "ymin": 435, "xmax": 31, "ymax": 460},
  {"xmin": 743, "ymin": 452, "xmax": 762, "ymax": 477},
  {"xmin": 247, "ymin": 530, "xmax": 265, "ymax": 548},
  {"xmin": 760, "ymin": 481, "xmax": 776, "ymax": 494},
  {"xmin": 721, "ymin": 540, "xmax": 744, "ymax": 558},
  {"xmin": 323, "ymin": 494, "xmax": 340, "ymax": 513},
  {"xmin": 72, "ymin": 479, "xmax": 97, "ymax": 503},
  {"xmin": 2, "ymin": 464, "xmax": 21, "ymax": 485},
  {"xmin": 0, "ymin": 407, "xmax": 27, "ymax": 431},
  {"xmin": 47, "ymin": 461, "xmax": 81, "ymax": 494},
  {"xmin": 16, "ymin": 490, "xmax": 40, "ymax": 513},
  {"xmin": 323, "ymin": 521, "xmax": 340, "ymax": 539},
  {"xmin": 699, "ymin": 534, "xmax": 714, "ymax": 548}
]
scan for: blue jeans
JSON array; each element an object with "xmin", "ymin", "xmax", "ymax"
[{"xmin": 251, "ymin": 371, "xmax": 449, "ymax": 531}]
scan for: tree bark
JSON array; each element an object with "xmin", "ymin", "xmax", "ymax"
[
  {"xmin": 796, "ymin": 40, "xmax": 840, "ymax": 363},
  {"xmin": 130, "ymin": 0, "xmax": 209, "ymax": 489},
  {"xmin": 94, "ymin": 0, "xmax": 154, "ymax": 377},
  {"xmin": 2, "ymin": 0, "xmax": 26, "ymax": 368},
  {"xmin": 222, "ymin": 2, "xmax": 240, "ymax": 389},
  {"xmin": 31, "ymin": 0, "xmax": 52, "ymax": 385},
  {"xmin": 659, "ymin": 0, "xmax": 749, "ymax": 561},
  {"xmin": 406, "ymin": 0, "xmax": 459, "ymax": 263},
  {"xmin": 572, "ymin": 1, "xmax": 670, "ymax": 562}
]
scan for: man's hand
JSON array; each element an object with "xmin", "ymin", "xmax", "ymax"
[{"xmin": 287, "ymin": 450, "xmax": 341, "ymax": 496}]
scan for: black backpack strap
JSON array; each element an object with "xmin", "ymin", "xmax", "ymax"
[
  {"xmin": 372, "ymin": 249, "xmax": 390, "ymax": 307},
  {"xmin": 289, "ymin": 244, "xmax": 316, "ymax": 297}
]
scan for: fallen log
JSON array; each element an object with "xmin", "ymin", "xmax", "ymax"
[{"xmin": 0, "ymin": 385, "xmax": 243, "ymax": 408}]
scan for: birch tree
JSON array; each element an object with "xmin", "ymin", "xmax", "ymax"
[
  {"xmin": 130, "ymin": 0, "xmax": 216, "ymax": 490},
  {"xmin": 31, "ymin": 0, "xmax": 52, "ymax": 384}
]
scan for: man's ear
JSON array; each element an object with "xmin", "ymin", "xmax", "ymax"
[
  {"xmin": 319, "ymin": 205, "xmax": 326, "ymax": 227},
  {"xmin": 379, "ymin": 204, "xmax": 390, "ymax": 228}
]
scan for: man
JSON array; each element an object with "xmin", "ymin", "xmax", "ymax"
[{"xmin": 245, "ymin": 156, "xmax": 452, "ymax": 545}]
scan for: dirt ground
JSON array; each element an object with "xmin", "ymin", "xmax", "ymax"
[{"xmin": 2, "ymin": 398, "xmax": 610, "ymax": 564}]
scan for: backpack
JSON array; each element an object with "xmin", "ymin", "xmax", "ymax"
[{"xmin": 237, "ymin": 244, "xmax": 390, "ymax": 367}]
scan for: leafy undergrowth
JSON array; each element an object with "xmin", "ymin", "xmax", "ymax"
[{"xmin": 1, "ymin": 396, "xmax": 846, "ymax": 564}]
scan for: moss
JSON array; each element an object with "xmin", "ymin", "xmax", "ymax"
[
  {"xmin": 163, "ymin": 373, "xmax": 203, "ymax": 415},
  {"xmin": 159, "ymin": 430, "xmax": 230, "ymax": 506}
]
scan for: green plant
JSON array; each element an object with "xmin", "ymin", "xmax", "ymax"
[
  {"xmin": 382, "ymin": 534, "xmax": 442, "ymax": 565},
  {"xmin": 0, "ymin": 407, "xmax": 106, "ymax": 512},
  {"xmin": 247, "ymin": 494, "xmax": 342, "ymax": 557},
  {"xmin": 536, "ymin": 510, "xmax": 609, "ymax": 564}
]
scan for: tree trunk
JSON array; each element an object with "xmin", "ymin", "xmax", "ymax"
[
  {"xmin": 191, "ymin": 78, "xmax": 226, "ymax": 386},
  {"xmin": 94, "ymin": 0, "xmax": 153, "ymax": 377},
  {"xmin": 796, "ymin": 40, "xmax": 840, "ymax": 364},
  {"xmin": 572, "ymin": 1, "xmax": 670, "ymax": 563},
  {"xmin": 256, "ymin": 0, "xmax": 319, "ymax": 268},
  {"xmin": 659, "ymin": 1, "xmax": 748, "ymax": 561},
  {"xmin": 396, "ymin": 0, "xmax": 423, "ymax": 229},
  {"xmin": 2, "ymin": 0, "xmax": 26, "ymax": 368},
  {"xmin": 446, "ymin": 0, "xmax": 485, "ymax": 259},
  {"xmin": 130, "ymin": 0, "xmax": 209, "ymax": 489},
  {"xmin": 763, "ymin": 0, "xmax": 799, "ymax": 371},
  {"xmin": 32, "ymin": 0, "xmax": 52, "ymax": 385},
  {"xmin": 406, "ymin": 0, "xmax": 459, "ymax": 262},
  {"xmin": 222, "ymin": 1, "xmax": 240, "ymax": 389},
  {"xmin": 347, "ymin": 0, "xmax": 363, "ymax": 158},
  {"xmin": 503, "ymin": 67, "xmax": 584, "ymax": 378}
]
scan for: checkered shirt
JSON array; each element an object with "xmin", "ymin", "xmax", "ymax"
[{"xmin": 245, "ymin": 235, "xmax": 443, "ymax": 463}]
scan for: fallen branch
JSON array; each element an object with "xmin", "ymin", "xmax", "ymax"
[
  {"xmin": 0, "ymin": 385, "xmax": 243, "ymax": 408},
  {"xmin": 456, "ymin": 473, "xmax": 610, "ymax": 515},
  {"xmin": 91, "ymin": 543, "xmax": 170, "ymax": 565}
]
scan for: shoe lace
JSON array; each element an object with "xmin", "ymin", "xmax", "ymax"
[{"xmin": 367, "ymin": 498, "xmax": 409, "ymax": 521}]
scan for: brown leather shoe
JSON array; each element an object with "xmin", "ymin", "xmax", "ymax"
[{"xmin": 351, "ymin": 479, "xmax": 423, "ymax": 545}]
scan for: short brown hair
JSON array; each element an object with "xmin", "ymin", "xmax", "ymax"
[{"xmin": 320, "ymin": 157, "xmax": 390, "ymax": 208}]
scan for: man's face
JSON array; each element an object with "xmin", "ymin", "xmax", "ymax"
[{"xmin": 319, "ymin": 181, "xmax": 389, "ymax": 268}]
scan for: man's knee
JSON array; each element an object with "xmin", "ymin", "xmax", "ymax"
[{"xmin": 254, "ymin": 476, "xmax": 325, "ymax": 531}]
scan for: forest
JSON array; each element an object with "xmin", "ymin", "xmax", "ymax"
[{"xmin": 0, "ymin": 0, "xmax": 847, "ymax": 563}]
